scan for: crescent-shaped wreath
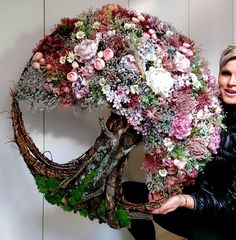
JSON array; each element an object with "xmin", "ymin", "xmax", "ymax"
[{"xmin": 11, "ymin": 4, "xmax": 224, "ymax": 229}]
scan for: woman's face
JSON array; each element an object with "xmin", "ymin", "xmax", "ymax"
[{"xmin": 218, "ymin": 58, "xmax": 236, "ymax": 104}]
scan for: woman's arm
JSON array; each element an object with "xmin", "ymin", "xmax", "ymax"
[{"xmin": 151, "ymin": 194, "xmax": 194, "ymax": 214}]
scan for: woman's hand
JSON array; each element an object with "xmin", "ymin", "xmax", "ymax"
[{"xmin": 149, "ymin": 194, "xmax": 194, "ymax": 214}]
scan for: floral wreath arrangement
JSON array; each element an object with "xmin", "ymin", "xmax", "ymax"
[{"xmin": 11, "ymin": 4, "xmax": 224, "ymax": 229}]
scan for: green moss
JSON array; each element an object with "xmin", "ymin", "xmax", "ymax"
[
  {"xmin": 116, "ymin": 207, "xmax": 131, "ymax": 228},
  {"xmin": 68, "ymin": 170, "xmax": 97, "ymax": 206},
  {"xmin": 79, "ymin": 209, "xmax": 89, "ymax": 217},
  {"xmin": 97, "ymin": 199, "xmax": 106, "ymax": 216}
]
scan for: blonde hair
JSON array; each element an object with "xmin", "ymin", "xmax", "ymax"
[{"xmin": 219, "ymin": 44, "xmax": 236, "ymax": 70}]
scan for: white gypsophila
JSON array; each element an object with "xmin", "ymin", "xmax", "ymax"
[
  {"xmin": 145, "ymin": 67, "xmax": 174, "ymax": 96},
  {"xmin": 174, "ymin": 52, "xmax": 190, "ymax": 72}
]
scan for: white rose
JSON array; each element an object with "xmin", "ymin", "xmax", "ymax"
[{"xmin": 145, "ymin": 67, "xmax": 174, "ymax": 96}]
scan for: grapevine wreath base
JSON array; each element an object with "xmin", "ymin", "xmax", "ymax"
[
  {"xmin": 11, "ymin": 4, "xmax": 224, "ymax": 229},
  {"xmin": 11, "ymin": 92, "xmax": 163, "ymax": 228}
]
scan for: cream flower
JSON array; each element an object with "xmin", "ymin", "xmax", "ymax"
[
  {"xmin": 145, "ymin": 67, "xmax": 174, "ymax": 96},
  {"xmin": 158, "ymin": 169, "xmax": 168, "ymax": 177},
  {"xmin": 74, "ymin": 39, "xmax": 98, "ymax": 62},
  {"xmin": 174, "ymin": 52, "xmax": 190, "ymax": 72},
  {"xmin": 75, "ymin": 31, "xmax": 86, "ymax": 39}
]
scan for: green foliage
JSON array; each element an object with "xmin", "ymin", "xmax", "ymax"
[
  {"xmin": 116, "ymin": 207, "xmax": 131, "ymax": 228},
  {"xmin": 171, "ymin": 145, "xmax": 186, "ymax": 160},
  {"xmin": 142, "ymin": 92, "xmax": 157, "ymax": 105},
  {"xmin": 88, "ymin": 82, "xmax": 104, "ymax": 104},
  {"xmin": 192, "ymin": 58, "xmax": 202, "ymax": 73},
  {"xmin": 191, "ymin": 127, "xmax": 202, "ymax": 136},
  {"xmin": 161, "ymin": 122, "xmax": 171, "ymax": 133}
]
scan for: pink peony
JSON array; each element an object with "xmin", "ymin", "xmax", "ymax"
[
  {"xmin": 170, "ymin": 113, "xmax": 192, "ymax": 139},
  {"xmin": 74, "ymin": 39, "xmax": 98, "ymax": 62}
]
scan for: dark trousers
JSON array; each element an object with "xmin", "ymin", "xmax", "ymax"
[{"xmin": 122, "ymin": 181, "xmax": 234, "ymax": 240}]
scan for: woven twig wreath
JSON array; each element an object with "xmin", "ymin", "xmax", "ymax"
[{"xmin": 11, "ymin": 4, "xmax": 224, "ymax": 229}]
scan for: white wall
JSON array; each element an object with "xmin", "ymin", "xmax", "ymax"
[{"xmin": 0, "ymin": 0, "xmax": 235, "ymax": 239}]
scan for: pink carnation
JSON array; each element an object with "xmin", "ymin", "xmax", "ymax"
[
  {"xmin": 187, "ymin": 137, "xmax": 208, "ymax": 159},
  {"xmin": 170, "ymin": 113, "xmax": 192, "ymax": 139}
]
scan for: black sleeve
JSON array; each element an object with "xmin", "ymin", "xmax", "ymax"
[{"xmin": 190, "ymin": 152, "xmax": 236, "ymax": 216}]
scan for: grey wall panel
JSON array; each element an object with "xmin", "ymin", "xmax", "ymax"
[
  {"xmin": 189, "ymin": 0, "xmax": 233, "ymax": 76},
  {"xmin": 0, "ymin": 1, "xmax": 45, "ymax": 240}
]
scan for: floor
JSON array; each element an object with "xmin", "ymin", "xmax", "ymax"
[{"xmin": 157, "ymin": 225, "xmax": 186, "ymax": 240}]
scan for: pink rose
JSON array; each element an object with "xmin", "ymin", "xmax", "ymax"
[
  {"xmin": 72, "ymin": 61, "xmax": 79, "ymax": 69},
  {"xmin": 142, "ymin": 32, "xmax": 150, "ymax": 39},
  {"xmin": 103, "ymin": 48, "xmax": 114, "ymax": 60},
  {"xmin": 148, "ymin": 29, "xmax": 155, "ymax": 35},
  {"xmin": 93, "ymin": 58, "xmax": 105, "ymax": 70},
  {"xmin": 137, "ymin": 14, "xmax": 145, "ymax": 21},
  {"xmin": 132, "ymin": 17, "xmax": 139, "ymax": 23},
  {"xmin": 32, "ymin": 62, "xmax": 41, "ymax": 69},
  {"xmin": 67, "ymin": 71, "xmax": 78, "ymax": 82},
  {"xmin": 74, "ymin": 39, "xmax": 98, "ymax": 62},
  {"xmin": 32, "ymin": 52, "xmax": 43, "ymax": 62}
]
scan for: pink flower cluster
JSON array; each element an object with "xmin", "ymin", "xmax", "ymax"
[{"xmin": 170, "ymin": 113, "xmax": 192, "ymax": 139}]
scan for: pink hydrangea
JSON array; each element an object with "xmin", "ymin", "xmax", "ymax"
[
  {"xmin": 170, "ymin": 113, "xmax": 192, "ymax": 139},
  {"xmin": 208, "ymin": 126, "xmax": 221, "ymax": 154}
]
